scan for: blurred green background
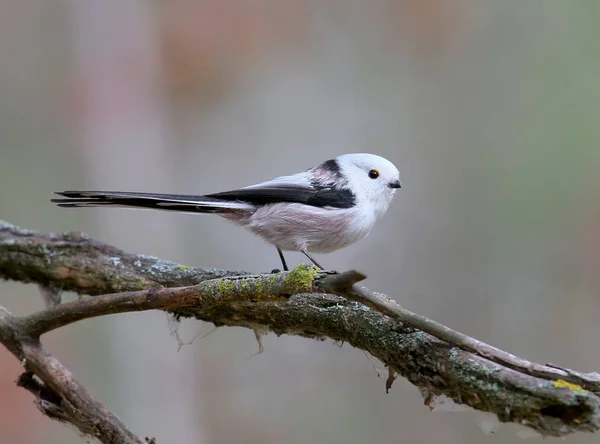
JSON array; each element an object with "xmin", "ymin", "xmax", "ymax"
[{"xmin": 1, "ymin": 1, "xmax": 600, "ymax": 443}]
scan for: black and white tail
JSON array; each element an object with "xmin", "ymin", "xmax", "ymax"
[{"xmin": 52, "ymin": 191, "xmax": 253, "ymax": 214}]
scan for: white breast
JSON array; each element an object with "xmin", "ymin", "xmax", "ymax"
[{"xmin": 243, "ymin": 203, "xmax": 377, "ymax": 253}]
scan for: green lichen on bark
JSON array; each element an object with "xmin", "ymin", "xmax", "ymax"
[{"xmin": 199, "ymin": 264, "xmax": 320, "ymax": 303}]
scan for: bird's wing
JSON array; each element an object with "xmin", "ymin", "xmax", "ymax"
[
  {"xmin": 206, "ymin": 173, "xmax": 356, "ymax": 209},
  {"xmin": 53, "ymin": 169, "xmax": 357, "ymax": 211}
]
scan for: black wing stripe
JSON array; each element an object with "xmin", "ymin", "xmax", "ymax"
[
  {"xmin": 206, "ymin": 187, "xmax": 314, "ymax": 205},
  {"xmin": 307, "ymin": 188, "xmax": 355, "ymax": 208},
  {"xmin": 206, "ymin": 186, "xmax": 355, "ymax": 209}
]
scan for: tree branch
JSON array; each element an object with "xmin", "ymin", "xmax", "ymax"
[
  {"xmin": 2, "ymin": 220, "xmax": 600, "ymax": 440},
  {"xmin": 0, "ymin": 220, "xmax": 246, "ymax": 295},
  {"xmin": 0, "ymin": 304, "xmax": 144, "ymax": 443},
  {"xmin": 318, "ymin": 273, "xmax": 600, "ymax": 393}
]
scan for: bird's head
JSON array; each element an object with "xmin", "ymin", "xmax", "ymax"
[{"xmin": 336, "ymin": 153, "xmax": 401, "ymax": 218}]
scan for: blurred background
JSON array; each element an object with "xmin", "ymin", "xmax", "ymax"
[{"xmin": 1, "ymin": 1, "xmax": 600, "ymax": 443}]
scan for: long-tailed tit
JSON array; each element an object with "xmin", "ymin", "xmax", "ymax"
[{"xmin": 52, "ymin": 153, "xmax": 401, "ymax": 270}]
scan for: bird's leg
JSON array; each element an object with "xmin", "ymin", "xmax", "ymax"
[
  {"xmin": 301, "ymin": 250, "xmax": 324, "ymax": 270},
  {"xmin": 276, "ymin": 247, "xmax": 289, "ymax": 271}
]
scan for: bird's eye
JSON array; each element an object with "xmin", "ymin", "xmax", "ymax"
[{"xmin": 368, "ymin": 169, "xmax": 380, "ymax": 179}]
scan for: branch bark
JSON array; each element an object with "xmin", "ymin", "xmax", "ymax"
[
  {"xmin": 1, "ymin": 220, "xmax": 600, "ymax": 440},
  {"xmin": 0, "ymin": 305, "xmax": 145, "ymax": 443}
]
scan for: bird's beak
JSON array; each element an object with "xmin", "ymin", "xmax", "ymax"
[{"xmin": 388, "ymin": 180, "xmax": 402, "ymax": 189}]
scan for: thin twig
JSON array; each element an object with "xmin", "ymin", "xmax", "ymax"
[{"xmin": 317, "ymin": 278, "xmax": 600, "ymax": 393}]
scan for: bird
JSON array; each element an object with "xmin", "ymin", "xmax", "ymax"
[{"xmin": 52, "ymin": 153, "xmax": 401, "ymax": 271}]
